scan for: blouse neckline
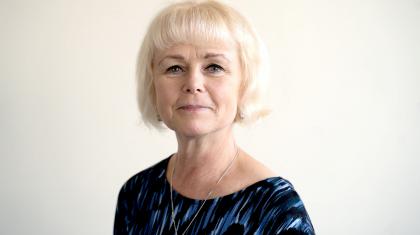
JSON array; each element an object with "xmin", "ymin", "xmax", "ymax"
[{"xmin": 161, "ymin": 155, "xmax": 283, "ymax": 203}]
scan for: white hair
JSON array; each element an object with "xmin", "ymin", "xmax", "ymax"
[{"xmin": 136, "ymin": 0, "xmax": 271, "ymax": 129}]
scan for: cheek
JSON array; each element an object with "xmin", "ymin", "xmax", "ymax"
[
  {"xmin": 214, "ymin": 84, "xmax": 240, "ymax": 109},
  {"xmin": 154, "ymin": 82, "xmax": 177, "ymax": 111}
]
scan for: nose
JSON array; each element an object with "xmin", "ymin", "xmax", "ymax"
[{"xmin": 182, "ymin": 68, "xmax": 205, "ymax": 94}]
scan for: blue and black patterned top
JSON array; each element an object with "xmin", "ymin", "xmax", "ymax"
[{"xmin": 114, "ymin": 156, "xmax": 315, "ymax": 234}]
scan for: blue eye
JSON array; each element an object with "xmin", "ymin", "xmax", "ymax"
[
  {"xmin": 206, "ymin": 64, "xmax": 224, "ymax": 73},
  {"xmin": 166, "ymin": 65, "xmax": 183, "ymax": 74}
]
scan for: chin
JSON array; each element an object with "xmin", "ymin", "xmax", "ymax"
[
  {"xmin": 174, "ymin": 124, "xmax": 211, "ymax": 138},
  {"xmin": 174, "ymin": 121, "xmax": 234, "ymax": 139}
]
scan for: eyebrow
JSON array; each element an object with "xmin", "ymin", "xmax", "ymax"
[
  {"xmin": 203, "ymin": 53, "xmax": 231, "ymax": 62},
  {"xmin": 157, "ymin": 55, "xmax": 184, "ymax": 66},
  {"xmin": 157, "ymin": 53, "xmax": 231, "ymax": 66}
]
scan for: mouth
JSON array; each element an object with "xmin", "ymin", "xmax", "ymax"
[{"xmin": 177, "ymin": 105, "xmax": 211, "ymax": 111}]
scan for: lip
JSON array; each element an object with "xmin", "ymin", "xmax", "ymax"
[{"xmin": 177, "ymin": 105, "xmax": 211, "ymax": 111}]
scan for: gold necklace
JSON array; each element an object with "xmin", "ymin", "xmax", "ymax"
[{"xmin": 169, "ymin": 145, "xmax": 239, "ymax": 235}]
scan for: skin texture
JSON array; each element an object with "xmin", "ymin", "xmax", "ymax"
[{"xmin": 152, "ymin": 40, "xmax": 276, "ymax": 200}]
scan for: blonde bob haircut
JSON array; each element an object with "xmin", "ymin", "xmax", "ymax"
[{"xmin": 136, "ymin": 0, "xmax": 271, "ymax": 129}]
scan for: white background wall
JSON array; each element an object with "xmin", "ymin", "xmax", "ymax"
[{"xmin": 1, "ymin": 0, "xmax": 419, "ymax": 234}]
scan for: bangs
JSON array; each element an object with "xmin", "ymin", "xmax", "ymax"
[
  {"xmin": 150, "ymin": 3, "xmax": 234, "ymax": 50},
  {"xmin": 136, "ymin": 0, "xmax": 270, "ymax": 128}
]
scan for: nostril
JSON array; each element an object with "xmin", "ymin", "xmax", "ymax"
[{"xmin": 184, "ymin": 87, "xmax": 203, "ymax": 93}]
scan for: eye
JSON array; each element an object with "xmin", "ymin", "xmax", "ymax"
[
  {"xmin": 166, "ymin": 65, "xmax": 184, "ymax": 74},
  {"xmin": 206, "ymin": 64, "xmax": 224, "ymax": 73}
]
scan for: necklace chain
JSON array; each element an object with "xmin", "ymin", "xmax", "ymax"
[{"xmin": 169, "ymin": 144, "xmax": 239, "ymax": 235}]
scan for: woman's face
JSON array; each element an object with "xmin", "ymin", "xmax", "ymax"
[{"xmin": 152, "ymin": 40, "xmax": 242, "ymax": 137}]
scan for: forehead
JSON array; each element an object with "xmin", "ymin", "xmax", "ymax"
[{"xmin": 154, "ymin": 40, "xmax": 238, "ymax": 64}]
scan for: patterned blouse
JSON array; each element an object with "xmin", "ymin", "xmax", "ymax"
[{"xmin": 114, "ymin": 156, "xmax": 315, "ymax": 234}]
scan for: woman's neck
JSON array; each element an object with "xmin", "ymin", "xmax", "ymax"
[{"xmin": 169, "ymin": 126, "xmax": 240, "ymax": 198}]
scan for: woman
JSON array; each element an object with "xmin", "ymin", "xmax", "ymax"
[{"xmin": 114, "ymin": 1, "xmax": 315, "ymax": 234}]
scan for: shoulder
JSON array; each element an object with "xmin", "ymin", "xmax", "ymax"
[
  {"xmin": 114, "ymin": 157, "xmax": 171, "ymax": 232},
  {"xmin": 259, "ymin": 177, "xmax": 315, "ymax": 234},
  {"xmin": 117, "ymin": 156, "xmax": 169, "ymax": 197},
  {"xmin": 235, "ymin": 151, "xmax": 277, "ymax": 186},
  {"xmin": 253, "ymin": 177, "xmax": 301, "ymax": 209}
]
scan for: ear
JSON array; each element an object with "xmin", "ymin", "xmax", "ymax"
[{"xmin": 234, "ymin": 104, "xmax": 245, "ymax": 122}]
